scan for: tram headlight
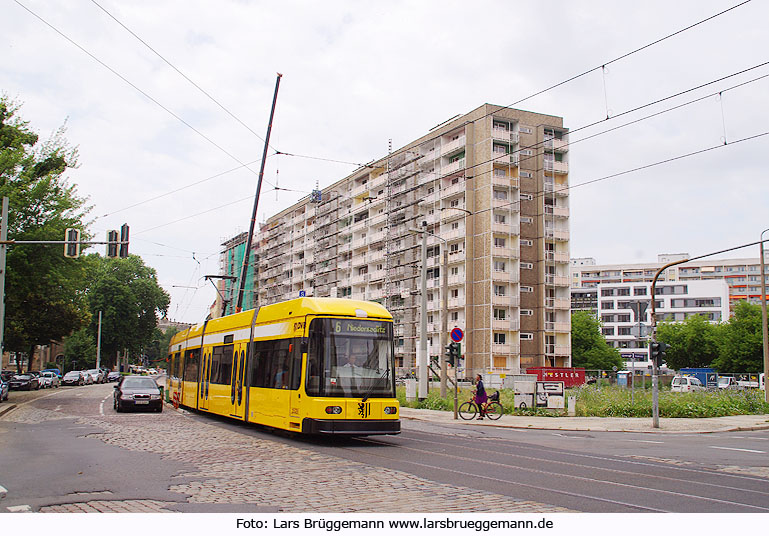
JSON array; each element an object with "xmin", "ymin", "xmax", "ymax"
[
  {"xmin": 383, "ymin": 406, "xmax": 398, "ymax": 415},
  {"xmin": 325, "ymin": 406, "xmax": 343, "ymax": 415}
]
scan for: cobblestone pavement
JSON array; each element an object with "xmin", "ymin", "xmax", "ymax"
[{"xmin": 3, "ymin": 400, "xmax": 572, "ymax": 513}]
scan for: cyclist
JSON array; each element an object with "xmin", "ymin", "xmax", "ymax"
[{"xmin": 473, "ymin": 374, "xmax": 488, "ymax": 420}]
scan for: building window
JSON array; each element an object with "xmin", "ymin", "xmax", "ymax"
[
  {"xmin": 494, "ymin": 261, "xmax": 506, "ymax": 272},
  {"xmin": 493, "ymin": 190, "xmax": 508, "ymax": 200},
  {"xmin": 602, "ymin": 327, "xmax": 614, "ymax": 336},
  {"xmin": 521, "ymin": 332, "xmax": 534, "ymax": 340},
  {"xmin": 494, "ymin": 285, "xmax": 506, "ymax": 296},
  {"xmin": 521, "ymin": 286, "xmax": 533, "ymax": 293},
  {"xmin": 450, "ymin": 289, "xmax": 459, "ymax": 298},
  {"xmin": 521, "ymin": 193, "xmax": 534, "ymax": 201},
  {"xmin": 521, "ymin": 309, "xmax": 533, "ymax": 316},
  {"xmin": 634, "ymin": 287, "xmax": 647, "ymax": 296},
  {"xmin": 494, "ymin": 237, "xmax": 506, "ymax": 248},
  {"xmin": 618, "ymin": 327, "xmax": 632, "ymax": 336},
  {"xmin": 450, "ymin": 312, "xmax": 459, "ymax": 321},
  {"xmin": 494, "ymin": 213, "xmax": 506, "ymax": 224},
  {"xmin": 520, "ymin": 171, "xmax": 533, "ymax": 178},
  {"xmin": 493, "ymin": 333, "xmax": 506, "ymax": 345},
  {"xmin": 521, "ymin": 216, "xmax": 533, "ymax": 224},
  {"xmin": 521, "ymin": 239, "xmax": 533, "ymax": 246},
  {"xmin": 601, "ymin": 301, "xmax": 614, "ymax": 310},
  {"xmin": 521, "ymin": 262, "xmax": 533, "ymax": 269},
  {"xmin": 494, "ymin": 309, "xmax": 506, "ymax": 320}
]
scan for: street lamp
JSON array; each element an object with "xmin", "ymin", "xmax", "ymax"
[{"xmin": 760, "ymin": 229, "xmax": 769, "ymax": 404}]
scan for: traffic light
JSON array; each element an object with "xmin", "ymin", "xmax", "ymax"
[
  {"xmin": 119, "ymin": 223, "xmax": 130, "ymax": 258},
  {"xmin": 445, "ymin": 342, "xmax": 459, "ymax": 366},
  {"xmin": 107, "ymin": 230, "xmax": 119, "ymax": 258},
  {"xmin": 650, "ymin": 341, "xmax": 667, "ymax": 368},
  {"xmin": 64, "ymin": 228, "xmax": 81, "ymax": 258}
]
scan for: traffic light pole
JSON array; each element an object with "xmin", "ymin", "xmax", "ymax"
[{"xmin": 650, "ymin": 239, "xmax": 769, "ymax": 428}]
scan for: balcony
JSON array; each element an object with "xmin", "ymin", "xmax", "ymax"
[
  {"xmin": 545, "ymin": 274, "xmax": 570, "ymax": 287},
  {"xmin": 448, "ymin": 274, "xmax": 465, "ymax": 286},
  {"xmin": 441, "ymin": 136, "xmax": 466, "ymax": 156},
  {"xmin": 492, "ymin": 222, "xmax": 520, "ymax": 235},
  {"xmin": 492, "ymin": 294, "xmax": 520, "ymax": 307},
  {"xmin": 493, "ymin": 175, "xmax": 520, "ymax": 189},
  {"xmin": 351, "ymin": 272, "xmax": 369, "ymax": 285},
  {"xmin": 491, "ymin": 343, "xmax": 512, "ymax": 354},
  {"xmin": 492, "ymin": 128, "xmax": 520, "ymax": 144},
  {"xmin": 448, "ymin": 297, "xmax": 463, "ymax": 308},
  {"xmin": 369, "ymin": 269, "xmax": 386, "ymax": 282},
  {"xmin": 440, "ymin": 182, "xmax": 465, "ymax": 199},
  {"xmin": 543, "ymin": 137, "xmax": 568, "ymax": 152},
  {"xmin": 492, "ymin": 319, "xmax": 520, "ymax": 331},
  {"xmin": 545, "ymin": 321, "xmax": 571, "ymax": 333},
  {"xmin": 442, "ymin": 228, "xmax": 465, "ymax": 241},
  {"xmin": 368, "ymin": 249, "xmax": 385, "ymax": 263},
  {"xmin": 546, "ymin": 344, "xmax": 571, "ymax": 356},
  {"xmin": 447, "ymin": 250, "xmax": 466, "ymax": 263},
  {"xmin": 545, "ymin": 250, "xmax": 569, "ymax": 263},
  {"xmin": 492, "ymin": 246, "xmax": 517, "ymax": 259},
  {"xmin": 441, "ymin": 158, "xmax": 465, "ymax": 177},
  {"xmin": 544, "ymin": 160, "xmax": 569, "ymax": 174},
  {"xmin": 546, "ymin": 297, "xmax": 571, "ymax": 309},
  {"xmin": 545, "ymin": 228, "xmax": 569, "ymax": 241},
  {"xmin": 545, "ymin": 205, "xmax": 569, "ymax": 218},
  {"xmin": 492, "ymin": 270, "xmax": 519, "ymax": 283},
  {"xmin": 369, "ymin": 213, "xmax": 387, "ymax": 227}
]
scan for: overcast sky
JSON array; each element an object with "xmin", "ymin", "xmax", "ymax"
[{"xmin": 2, "ymin": 0, "xmax": 768, "ymax": 324}]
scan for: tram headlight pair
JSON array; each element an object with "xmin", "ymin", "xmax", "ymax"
[
  {"xmin": 383, "ymin": 406, "xmax": 397, "ymax": 415},
  {"xmin": 325, "ymin": 406, "xmax": 343, "ymax": 415}
]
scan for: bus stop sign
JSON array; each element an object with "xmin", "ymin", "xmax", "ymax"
[{"xmin": 450, "ymin": 327, "xmax": 464, "ymax": 342}]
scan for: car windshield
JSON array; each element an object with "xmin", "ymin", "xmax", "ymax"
[
  {"xmin": 14, "ymin": 375, "xmax": 31, "ymax": 379},
  {"xmin": 64, "ymin": 372, "xmax": 80, "ymax": 378},
  {"xmin": 121, "ymin": 377, "xmax": 158, "ymax": 389}
]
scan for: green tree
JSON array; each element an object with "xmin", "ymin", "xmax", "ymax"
[
  {"xmin": 144, "ymin": 326, "xmax": 179, "ymax": 365},
  {"xmin": 0, "ymin": 97, "xmax": 91, "ymax": 368},
  {"xmin": 656, "ymin": 314, "xmax": 720, "ymax": 371},
  {"xmin": 713, "ymin": 301, "xmax": 763, "ymax": 373},
  {"xmin": 62, "ymin": 327, "xmax": 97, "ymax": 372},
  {"xmin": 85, "ymin": 255, "xmax": 170, "ymax": 369},
  {"xmin": 571, "ymin": 311, "xmax": 624, "ymax": 371}
]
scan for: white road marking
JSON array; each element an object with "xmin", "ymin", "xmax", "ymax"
[
  {"xmin": 7, "ymin": 505, "xmax": 31, "ymax": 512},
  {"xmin": 709, "ymin": 446, "xmax": 766, "ymax": 454},
  {"xmin": 624, "ymin": 439, "xmax": 664, "ymax": 444}
]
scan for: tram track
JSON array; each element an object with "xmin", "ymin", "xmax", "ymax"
[{"xmin": 339, "ymin": 430, "xmax": 769, "ymax": 513}]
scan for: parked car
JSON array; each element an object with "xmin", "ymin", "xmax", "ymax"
[
  {"xmin": 107, "ymin": 371, "xmax": 122, "ymax": 382},
  {"xmin": 86, "ymin": 369, "xmax": 104, "ymax": 384},
  {"xmin": 113, "ymin": 376, "xmax": 163, "ymax": 412},
  {"xmin": 40, "ymin": 371, "xmax": 60, "ymax": 388},
  {"xmin": 62, "ymin": 371, "xmax": 85, "ymax": 386},
  {"xmin": 1, "ymin": 370, "xmax": 15, "ymax": 383},
  {"xmin": 0, "ymin": 377, "xmax": 9, "ymax": 401},
  {"xmin": 671, "ymin": 375, "xmax": 706, "ymax": 392},
  {"xmin": 8, "ymin": 374, "xmax": 40, "ymax": 391},
  {"xmin": 42, "ymin": 368, "xmax": 62, "ymax": 378},
  {"xmin": 82, "ymin": 371, "xmax": 94, "ymax": 385}
]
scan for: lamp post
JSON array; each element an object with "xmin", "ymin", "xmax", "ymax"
[{"xmin": 761, "ymin": 229, "xmax": 769, "ymax": 404}]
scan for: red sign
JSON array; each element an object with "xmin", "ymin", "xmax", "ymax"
[
  {"xmin": 525, "ymin": 367, "xmax": 586, "ymax": 387},
  {"xmin": 450, "ymin": 327, "xmax": 464, "ymax": 342}
]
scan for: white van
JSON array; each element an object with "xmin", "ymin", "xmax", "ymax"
[{"xmin": 670, "ymin": 376, "xmax": 706, "ymax": 392}]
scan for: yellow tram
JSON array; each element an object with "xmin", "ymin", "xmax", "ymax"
[{"xmin": 166, "ymin": 297, "xmax": 400, "ymax": 435}]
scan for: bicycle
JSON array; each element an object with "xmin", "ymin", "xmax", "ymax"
[{"xmin": 458, "ymin": 391, "xmax": 503, "ymax": 420}]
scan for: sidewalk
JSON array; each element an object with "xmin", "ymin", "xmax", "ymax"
[{"xmin": 400, "ymin": 407, "xmax": 769, "ymax": 434}]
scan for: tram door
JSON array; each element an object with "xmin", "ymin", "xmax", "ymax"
[
  {"xmin": 199, "ymin": 350, "xmax": 212, "ymax": 411},
  {"xmin": 228, "ymin": 344, "xmax": 247, "ymax": 419}
]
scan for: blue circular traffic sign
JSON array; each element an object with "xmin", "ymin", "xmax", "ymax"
[{"xmin": 450, "ymin": 327, "xmax": 464, "ymax": 342}]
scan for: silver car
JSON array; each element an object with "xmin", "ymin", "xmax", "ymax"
[
  {"xmin": 40, "ymin": 371, "xmax": 60, "ymax": 388},
  {"xmin": 86, "ymin": 369, "xmax": 103, "ymax": 384}
]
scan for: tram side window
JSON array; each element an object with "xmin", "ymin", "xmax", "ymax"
[
  {"xmin": 170, "ymin": 352, "xmax": 181, "ymax": 379},
  {"xmin": 183, "ymin": 349, "xmax": 200, "ymax": 382},
  {"xmin": 250, "ymin": 338, "xmax": 301, "ymax": 390},
  {"xmin": 210, "ymin": 344, "xmax": 234, "ymax": 384}
]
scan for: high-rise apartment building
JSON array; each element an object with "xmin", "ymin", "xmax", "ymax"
[{"xmin": 219, "ymin": 104, "xmax": 571, "ymax": 376}]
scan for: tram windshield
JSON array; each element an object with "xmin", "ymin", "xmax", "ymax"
[{"xmin": 306, "ymin": 318, "xmax": 395, "ymax": 398}]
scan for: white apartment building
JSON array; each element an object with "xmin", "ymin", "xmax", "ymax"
[
  {"xmin": 221, "ymin": 104, "xmax": 571, "ymax": 377},
  {"xmin": 591, "ymin": 280, "xmax": 729, "ymax": 372},
  {"xmin": 571, "ymin": 254, "xmax": 768, "ymax": 311}
]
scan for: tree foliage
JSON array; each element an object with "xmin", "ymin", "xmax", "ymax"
[
  {"xmin": 656, "ymin": 313, "xmax": 720, "ymax": 370},
  {"xmin": 85, "ymin": 255, "xmax": 170, "ymax": 368},
  {"xmin": 0, "ymin": 96, "xmax": 91, "ymax": 361},
  {"xmin": 571, "ymin": 311, "xmax": 624, "ymax": 371},
  {"xmin": 62, "ymin": 327, "xmax": 97, "ymax": 372},
  {"xmin": 713, "ymin": 301, "xmax": 764, "ymax": 373}
]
